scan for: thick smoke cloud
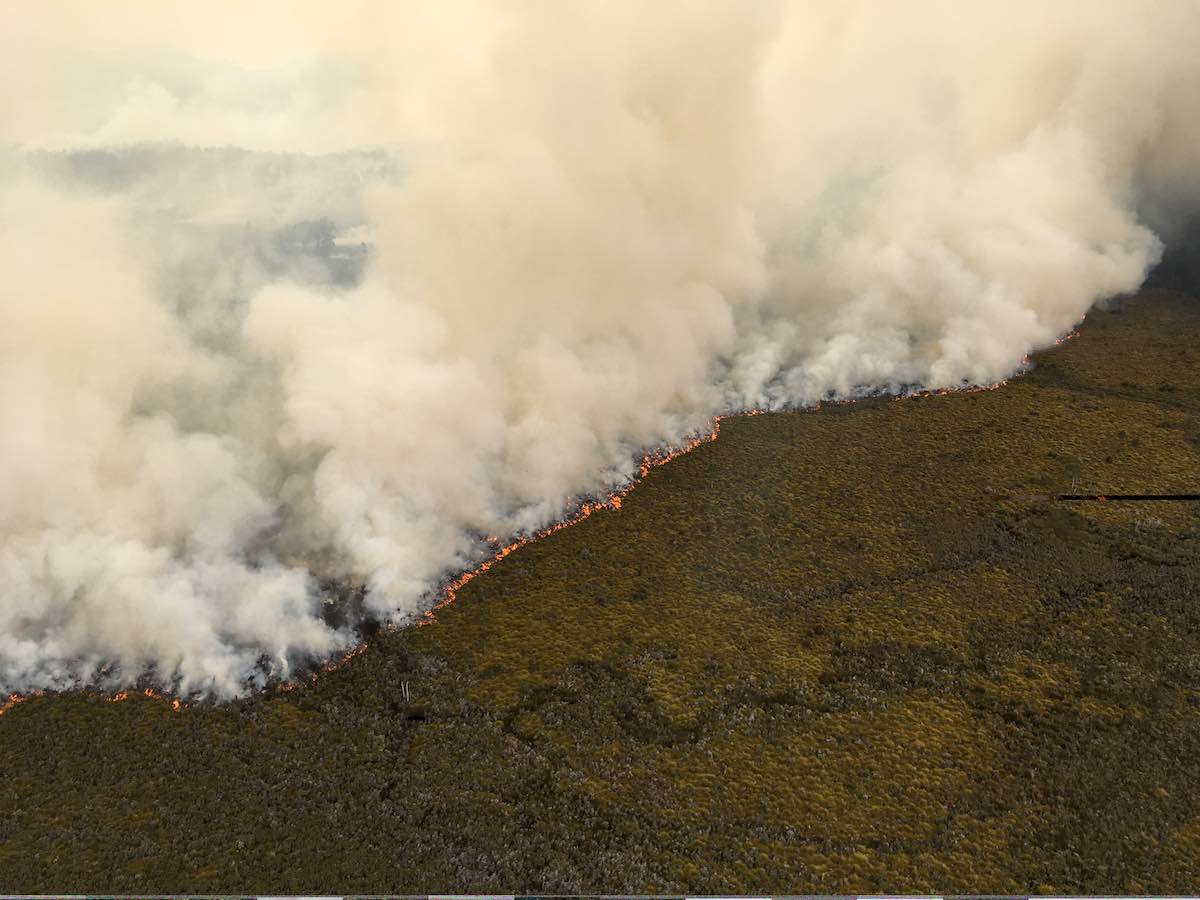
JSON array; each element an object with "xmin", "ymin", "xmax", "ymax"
[{"xmin": 2, "ymin": 2, "xmax": 1198, "ymax": 696}]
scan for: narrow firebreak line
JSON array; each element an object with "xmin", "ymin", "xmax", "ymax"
[
  {"xmin": 995, "ymin": 493, "xmax": 1200, "ymax": 502},
  {"xmin": 1059, "ymin": 493, "xmax": 1200, "ymax": 501}
]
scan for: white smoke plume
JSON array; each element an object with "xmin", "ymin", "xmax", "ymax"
[{"xmin": 2, "ymin": 1, "xmax": 1198, "ymax": 696}]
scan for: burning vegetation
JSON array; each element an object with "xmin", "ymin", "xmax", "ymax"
[{"xmin": 2, "ymin": 290, "xmax": 1199, "ymax": 894}]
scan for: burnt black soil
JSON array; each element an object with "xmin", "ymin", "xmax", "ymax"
[{"xmin": 2, "ymin": 290, "xmax": 1200, "ymax": 894}]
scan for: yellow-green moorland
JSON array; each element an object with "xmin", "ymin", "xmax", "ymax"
[{"xmin": 1, "ymin": 290, "xmax": 1199, "ymax": 894}]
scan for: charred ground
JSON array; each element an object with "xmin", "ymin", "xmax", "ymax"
[{"xmin": 2, "ymin": 290, "xmax": 1200, "ymax": 893}]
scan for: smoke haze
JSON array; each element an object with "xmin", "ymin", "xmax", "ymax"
[{"xmin": 2, "ymin": 1, "xmax": 1198, "ymax": 696}]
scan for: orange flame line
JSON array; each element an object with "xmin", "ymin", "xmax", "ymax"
[
  {"xmin": 6, "ymin": 322, "xmax": 1082, "ymax": 710},
  {"xmin": 272, "ymin": 417, "xmax": 728, "ymax": 693},
  {"xmin": 415, "ymin": 416, "xmax": 724, "ymax": 630},
  {"xmin": 0, "ymin": 691, "xmax": 41, "ymax": 718},
  {"xmin": 0, "ymin": 686, "xmax": 187, "ymax": 718},
  {"xmin": 346, "ymin": 324, "xmax": 1080, "ymax": 667}
]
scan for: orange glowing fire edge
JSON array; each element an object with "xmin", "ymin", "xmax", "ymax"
[{"xmin": 0, "ymin": 324, "xmax": 1083, "ymax": 718}]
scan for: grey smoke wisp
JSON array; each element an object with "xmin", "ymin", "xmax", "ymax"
[{"xmin": 2, "ymin": 1, "xmax": 1198, "ymax": 697}]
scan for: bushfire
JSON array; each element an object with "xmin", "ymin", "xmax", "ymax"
[{"xmin": 0, "ymin": 322, "xmax": 1083, "ymax": 717}]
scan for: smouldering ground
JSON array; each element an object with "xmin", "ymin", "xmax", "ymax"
[{"xmin": 2, "ymin": 290, "xmax": 1200, "ymax": 893}]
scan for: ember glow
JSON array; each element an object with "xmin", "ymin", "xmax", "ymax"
[
  {"xmin": 3, "ymin": 686, "xmax": 190, "ymax": 715},
  {"xmin": 273, "ymin": 339, "xmax": 1085, "ymax": 694},
  {"xmin": 0, "ymin": 685, "xmax": 186, "ymax": 718},
  {"xmin": 0, "ymin": 691, "xmax": 38, "ymax": 718},
  {"xmin": 2, "ymin": 2, "xmax": 1199, "ymax": 699},
  {"xmin": 420, "ymin": 418, "xmax": 725, "ymax": 627}
]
